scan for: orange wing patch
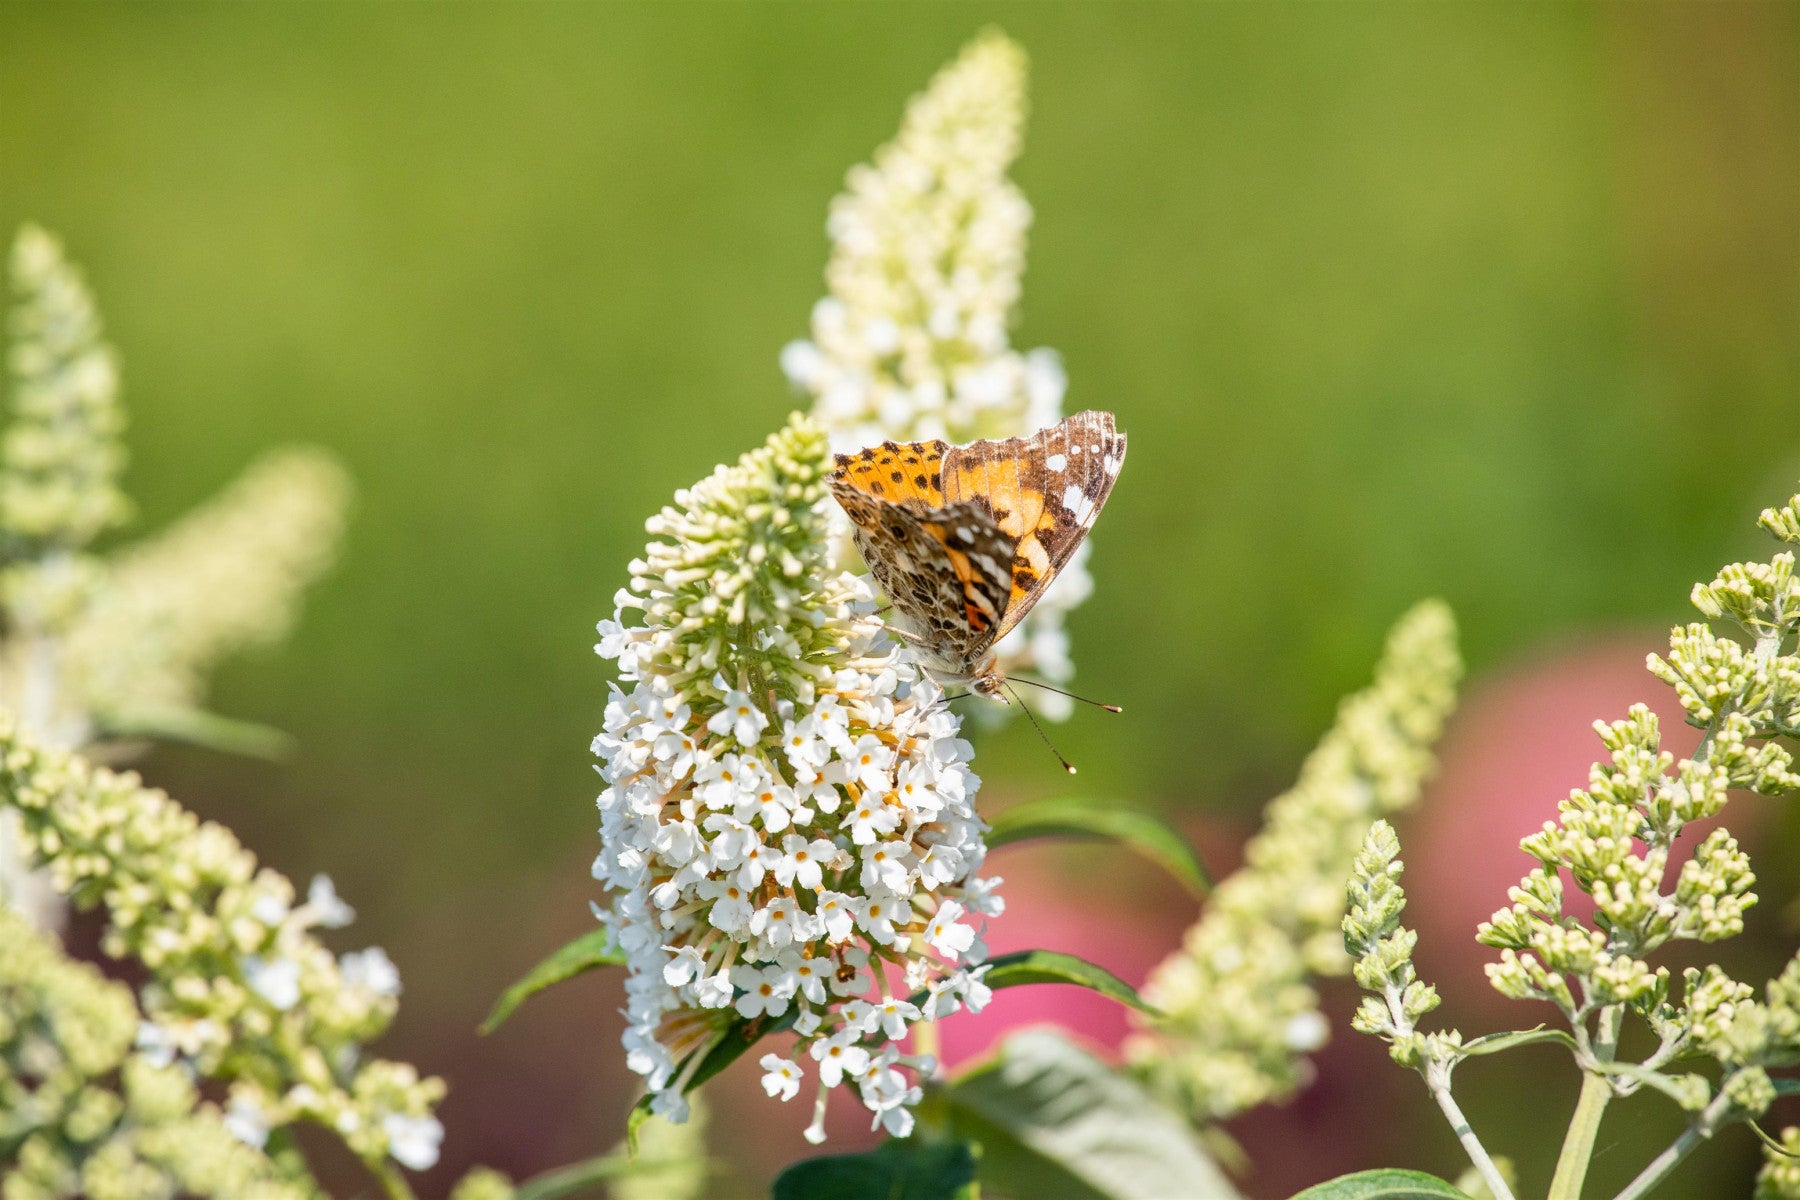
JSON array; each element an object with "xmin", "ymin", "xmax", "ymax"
[{"xmin": 830, "ymin": 439, "xmax": 948, "ymax": 511}]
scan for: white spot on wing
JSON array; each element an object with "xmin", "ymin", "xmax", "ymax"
[
  {"xmin": 1062, "ymin": 484, "xmax": 1097, "ymax": 525},
  {"xmin": 1046, "ymin": 453, "xmax": 1068, "ymax": 472}
]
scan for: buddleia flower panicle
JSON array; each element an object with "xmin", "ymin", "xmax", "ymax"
[
  {"xmin": 1, "ymin": 225, "xmax": 130, "ymax": 554},
  {"xmin": 1125, "ymin": 601, "xmax": 1462, "ymax": 1120},
  {"xmin": 0, "ymin": 904, "xmax": 319, "ymax": 1199},
  {"xmin": 592, "ymin": 414, "xmax": 998, "ymax": 1140},
  {"xmin": 61, "ymin": 446, "xmax": 352, "ymax": 733},
  {"xmin": 1477, "ymin": 487, "xmax": 1800, "ymax": 1050},
  {"xmin": 0, "ymin": 720, "xmax": 449, "ymax": 1182},
  {"xmin": 1343, "ymin": 821, "xmax": 1463, "ymax": 1072},
  {"xmin": 0, "ymin": 226, "xmax": 352, "ymax": 931},
  {"xmin": 782, "ymin": 30, "xmax": 1088, "ymax": 719}
]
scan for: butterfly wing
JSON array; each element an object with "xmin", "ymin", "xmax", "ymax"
[
  {"xmin": 829, "ymin": 443, "xmax": 1019, "ymax": 674},
  {"xmin": 828, "ymin": 438, "xmax": 950, "ymax": 509},
  {"xmin": 940, "ymin": 410, "xmax": 1126, "ymax": 644}
]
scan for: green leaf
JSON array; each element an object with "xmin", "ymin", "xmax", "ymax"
[
  {"xmin": 514, "ymin": 1153, "xmax": 703, "ymax": 1200},
  {"xmin": 625, "ymin": 1007, "xmax": 799, "ymax": 1152},
  {"xmin": 773, "ymin": 1139, "xmax": 980, "ymax": 1200},
  {"xmin": 1289, "ymin": 1169, "xmax": 1472, "ymax": 1200},
  {"xmin": 979, "ymin": 949, "xmax": 1158, "ymax": 1016},
  {"xmin": 945, "ymin": 1029, "xmax": 1241, "ymax": 1200},
  {"xmin": 986, "ymin": 797, "xmax": 1209, "ymax": 897},
  {"xmin": 98, "ymin": 706, "xmax": 294, "ymax": 760},
  {"xmin": 480, "ymin": 927, "xmax": 625, "ymax": 1034},
  {"xmin": 1456, "ymin": 1026, "xmax": 1578, "ymax": 1058}
]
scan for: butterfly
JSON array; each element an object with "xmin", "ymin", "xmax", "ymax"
[{"xmin": 827, "ymin": 410, "xmax": 1126, "ymax": 701}]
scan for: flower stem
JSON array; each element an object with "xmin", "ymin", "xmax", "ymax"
[
  {"xmin": 1551, "ymin": 1005, "xmax": 1622, "ymax": 1199},
  {"xmin": 370, "ymin": 1161, "xmax": 418, "ymax": 1200},
  {"xmin": 912, "ymin": 1015, "xmax": 941, "ymax": 1076},
  {"xmin": 1426, "ymin": 1066, "xmax": 1516, "ymax": 1200}
]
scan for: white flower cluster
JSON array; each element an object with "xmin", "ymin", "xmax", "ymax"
[
  {"xmin": 592, "ymin": 417, "xmax": 1000, "ymax": 1141},
  {"xmin": 0, "ymin": 722, "xmax": 446, "ymax": 1178},
  {"xmin": 781, "ymin": 30, "xmax": 1088, "ymax": 720}
]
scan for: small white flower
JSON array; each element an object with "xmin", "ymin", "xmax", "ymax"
[
  {"xmin": 816, "ymin": 890, "xmax": 859, "ymax": 944},
  {"xmin": 383, "ymin": 1112, "xmax": 444, "ymax": 1171},
  {"xmin": 340, "ymin": 947, "xmax": 402, "ymax": 997},
  {"xmin": 857, "ymin": 890, "xmax": 913, "ymax": 945},
  {"xmin": 223, "ymin": 1095, "xmax": 270, "ymax": 1148},
  {"xmin": 750, "ymin": 895, "xmax": 806, "ymax": 949},
  {"xmin": 1284, "ymin": 1010, "xmax": 1331, "ymax": 1053},
  {"xmin": 760, "ymin": 1053, "xmax": 804, "ymax": 1101},
  {"xmin": 860, "ymin": 841, "xmax": 912, "ymax": 893},
  {"xmin": 701, "ymin": 879, "xmax": 754, "ymax": 933},
  {"xmin": 811, "ymin": 1031, "xmax": 872, "ymax": 1087},
  {"xmin": 845, "ymin": 734, "xmax": 896, "ymax": 792},
  {"xmin": 873, "ymin": 996, "xmax": 922, "ymax": 1040},
  {"xmin": 775, "ymin": 834, "xmax": 837, "ymax": 890},
  {"xmin": 732, "ymin": 962, "xmax": 796, "ymax": 1019},
  {"xmin": 663, "ymin": 944, "xmax": 708, "ymax": 987},
  {"xmin": 846, "ymin": 795, "xmax": 901, "ymax": 846},
  {"xmin": 924, "ymin": 899, "xmax": 976, "ymax": 961},
  {"xmin": 738, "ymin": 781, "xmax": 797, "ymax": 835},
  {"xmin": 784, "ymin": 951, "xmax": 831, "ymax": 1006},
  {"xmin": 306, "ymin": 874, "xmax": 356, "ymax": 928},
  {"xmin": 650, "ymin": 1088, "xmax": 690, "ymax": 1124},
  {"xmin": 695, "ymin": 969, "xmax": 735, "ymax": 1010},
  {"xmin": 251, "ymin": 891, "xmax": 290, "ymax": 927},
  {"xmin": 838, "ymin": 999, "xmax": 878, "ymax": 1036},
  {"xmin": 782, "ymin": 720, "xmax": 831, "ymax": 771},
  {"xmin": 135, "ymin": 1021, "xmax": 178, "ymax": 1069},
  {"xmin": 707, "ymin": 689, "xmax": 770, "ymax": 745},
  {"xmin": 243, "ymin": 955, "xmax": 302, "ymax": 1011}
]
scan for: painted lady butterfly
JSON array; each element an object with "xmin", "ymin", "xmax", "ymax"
[{"xmin": 828, "ymin": 410, "xmax": 1126, "ymax": 701}]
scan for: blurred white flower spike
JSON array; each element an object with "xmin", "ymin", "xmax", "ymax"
[
  {"xmin": 0, "ymin": 225, "xmax": 353, "ymax": 932},
  {"xmin": 785, "ymin": 30, "xmax": 1092, "ymax": 720},
  {"xmin": 592, "ymin": 415, "xmax": 999, "ymax": 1139}
]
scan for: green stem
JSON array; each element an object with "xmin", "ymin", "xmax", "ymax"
[
  {"xmin": 369, "ymin": 1161, "xmax": 419, "ymax": 1200},
  {"xmin": 1425, "ymin": 1064, "xmax": 1515, "ymax": 1200},
  {"xmin": 1550, "ymin": 1006, "xmax": 1622, "ymax": 1200}
]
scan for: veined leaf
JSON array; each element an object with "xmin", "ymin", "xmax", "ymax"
[
  {"xmin": 773, "ymin": 1139, "xmax": 979, "ymax": 1200},
  {"xmin": 946, "ymin": 1029, "xmax": 1240, "ymax": 1200},
  {"xmin": 1456, "ymin": 1026, "xmax": 1577, "ymax": 1058},
  {"xmin": 481, "ymin": 927, "xmax": 625, "ymax": 1034},
  {"xmin": 987, "ymin": 797, "xmax": 1209, "ymax": 898},
  {"xmin": 1289, "ymin": 1169, "xmax": 1472, "ymax": 1200},
  {"xmin": 981, "ymin": 949, "xmax": 1158, "ymax": 1016}
]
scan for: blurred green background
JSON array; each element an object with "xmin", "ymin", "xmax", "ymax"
[{"xmin": 2, "ymin": 3, "xmax": 1795, "ymax": 1196}]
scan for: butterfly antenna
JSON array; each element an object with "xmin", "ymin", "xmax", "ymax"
[
  {"xmin": 1010, "ymin": 676, "xmax": 1122, "ymax": 714},
  {"xmin": 1003, "ymin": 682, "xmax": 1078, "ymax": 774}
]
